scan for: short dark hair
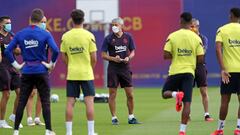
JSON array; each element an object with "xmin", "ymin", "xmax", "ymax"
[
  {"xmin": 230, "ymin": 7, "xmax": 240, "ymax": 18},
  {"xmin": 71, "ymin": 9, "xmax": 84, "ymax": 25},
  {"xmin": 0, "ymin": 16, "xmax": 11, "ymax": 23},
  {"xmin": 180, "ymin": 12, "xmax": 192, "ymax": 23},
  {"xmin": 31, "ymin": 8, "xmax": 44, "ymax": 23}
]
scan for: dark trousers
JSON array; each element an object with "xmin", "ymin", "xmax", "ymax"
[{"xmin": 14, "ymin": 73, "xmax": 52, "ymax": 130}]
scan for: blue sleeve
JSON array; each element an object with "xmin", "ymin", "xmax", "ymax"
[
  {"xmin": 47, "ymin": 33, "xmax": 59, "ymax": 62},
  {"xmin": 4, "ymin": 35, "xmax": 18, "ymax": 63},
  {"xmin": 128, "ymin": 34, "xmax": 136, "ymax": 51},
  {"xmin": 101, "ymin": 37, "xmax": 109, "ymax": 52},
  {"xmin": 203, "ymin": 36, "xmax": 208, "ymax": 51}
]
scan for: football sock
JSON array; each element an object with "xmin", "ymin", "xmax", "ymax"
[
  {"xmin": 88, "ymin": 120, "xmax": 95, "ymax": 135},
  {"xmin": 172, "ymin": 92, "xmax": 177, "ymax": 98},
  {"xmin": 217, "ymin": 120, "xmax": 225, "ymax": 130},
  {"xmin": 66, "ymin": 121, "xmax": 72, "ymax": 135},
  {"xmin": 179, "ymin": 124, "xmax": 187, "ymax": 132}
]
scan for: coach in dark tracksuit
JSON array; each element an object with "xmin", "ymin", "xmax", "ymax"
[
  {"xmin": 5, "ymin": 9, "xmax": 59, "ymax": 135},
  {"xmin": 101, "ymin": 17, "xmax": 141, "ymax": 125}
]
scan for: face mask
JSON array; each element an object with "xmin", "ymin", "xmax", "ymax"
[
  {"xmin": 3, "ymin": 24, "xmax": 11, "ymax": 32},
  {"xmin": 39, "ymin": 23, "xmax": 46, "ymax": 30},
  {"xmin": 112, "ymin": 26, "xmax": 120, "ymax": 33}
]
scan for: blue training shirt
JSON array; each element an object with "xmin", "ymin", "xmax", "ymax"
[{"xmin": 4, "ymin": 25, "xmax": 59, "ymax": 74}]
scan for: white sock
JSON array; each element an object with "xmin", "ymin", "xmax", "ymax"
[
  {"xmin": 112, "ymin": 116, "xmax": 117, "ymax": 120},
  {"xmin": 237, "ymin": 119, "xmax": 240, "ymax": 129},
  {"xmin": 0, "ymin": 120, "xmax": 5, "ymax": 124},
  {"xmin": 128, "ymin": 114, "xmax": 135, "ymax": 120},
  {"xmin": 66, "ymin": 121, "xmax": 72, "ymax": 135},
  {"xmin": 217, "ymin": 120, "xmax": 225, "ymax": 130},
  {"xmin": 34, "ymin": 117, "xmax": 40, "ymax": 122},
  {"xmin": 172, "ymin": 92, "xmax": 177, "ymax": 98},
  {"xmin": 179, "ymin": 124, "xmax": 187, "ymax": 132},
  {"xmin": 204, "ymin": 112, "xmax": 210, "ymax": 116},
  {"xmin": 88, "ymin": 120, "xmax": 95, "ymax": 135},
  {"xmin": 27, "ymin": 117, "xmax": 33, "ymax": 121}
]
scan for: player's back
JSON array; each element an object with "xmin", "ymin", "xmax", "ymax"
[
  {"xmin": 61, "ymin": 28, "xmax": 97, "ymax": 80},
  {"xmin": 17, "ymin": 26, "xmax": 50, "ymax": 62},
  {"xmin": 14, "ymin": 25, "xmax": 58, "ymax": 74},
  {"xmin": 216, "ymin": 23, "xmax": 240, "ymax": 72},
  {"xmin": 164, "ymin": 29, "xmax": 204, "ymax": 76}
]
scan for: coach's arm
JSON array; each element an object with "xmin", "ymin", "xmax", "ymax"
[{"xmin": 101, "ymin": 52, "xmax": 122, "ymax": 63}]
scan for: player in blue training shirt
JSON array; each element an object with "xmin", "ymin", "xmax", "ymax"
[{"xmin": 4, "ymin": 8, "xmax": 59, "ymax": 135}]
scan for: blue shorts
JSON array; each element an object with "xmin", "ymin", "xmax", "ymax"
[
  {"xmin": 66, "ymin": 80, "xmax": 95, "ymax": 97},
  {"xmin": 162, "ymin": 73, "xmax": 194, "ymax": 102}
]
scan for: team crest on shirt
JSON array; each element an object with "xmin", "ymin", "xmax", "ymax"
[
  {"xmin": 123, "ymin": 38, "xmax": 128, "ymax": 44},
  {"xmin": 111, "ymin": 38, "xmax": 116, "ymax": 44}
]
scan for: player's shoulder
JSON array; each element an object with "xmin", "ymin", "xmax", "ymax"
[{"xmin": 124, "ymin": 32, "xmax": 133, "ymax": 37}]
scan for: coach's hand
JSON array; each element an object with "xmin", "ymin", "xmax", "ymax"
[
  {"xmin": 42, "ymin": 61, "xmax": 56, "ymax": 72},
  {"xmin": 11, "ymin": 61, "xmax": 25, "ymax": 71},
  {"xmin": 112, "ymin": 55, "xmax": 122, "ymax": 63},
  {"xmin": 221, "ymin": 70, "xmax": 231, "ymax": 84},
  {"xmin": 122, "ymin": 57, "xmax": 130, "ymax": 64}
]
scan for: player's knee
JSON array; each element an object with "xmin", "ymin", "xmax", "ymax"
[{"xmin": 127, "ymin": 94, "xmax": 134, "ymax": 101}]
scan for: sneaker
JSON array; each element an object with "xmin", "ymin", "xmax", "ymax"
[
  {"xmin": 211, "ymin": 130, "xmax": 224, "ymax": 135},
  {"xmin": 179, "ymin": 131, "xmax": 186, "ymax": 135},
  {"xmin": 13, "ymin": 130, "xmax": 19, "ymax": 135},
  {"xmin": 234, "ymin": 129, "xmax": 240, "ymax": 135},
  {"xmin": 27, "ymin": 118, "xmax": 35, "ymax": 126},
  {"xmin": 0, "ymin": 120, "xmax": 12, "ymax": 128},
  {"xmin": 34, "ymin": 119, "xmax": 45, "ymax": 126},
  {"xmin": 176, "ymin": 92, "xmax": 184, "ymax": 112},
  {"xmin": 9, "ymin": 115, "xmax": 23, "ymax": 128},
  {"xmin": 128, "ymin": 118, "xmax": 142, "ymax": 124},
  {"xmin": 45, "ymin": 130, "xmax": 56, "ymax": 135},
  {"xmin": 112, "ymin": 118, "xmax": 119, "ymax": 125},
  {"xmin": 205, "ymin": 115, "xmax": 214, "ymax": 122}
]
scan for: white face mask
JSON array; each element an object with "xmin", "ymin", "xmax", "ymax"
[{"xmin": 112, "ymin": 26, "xmax": 120, "ymax": 33}]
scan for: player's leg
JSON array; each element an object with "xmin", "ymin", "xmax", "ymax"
[
  {"xmin": 65, "ymin": 81, "xmax": 79, "ymax": 135},
  {"xmin": 9, "ymin": 73, "xmax": 23, "ymax": 128},
  {"xmin": 211, "ymin": 74, "xmax": 235, "ymax": 135},
  {"xmin": 26, "ymin": 89, "xmax": 36, "ymax": 126},
  {"xmin": 162, "ymin": 74, "xmax": 183, "ymax": 112},
  {"xmin": 81, "ymin": 80, "xmax": 96, "ymax": 135},
  {"xmin": 234, "ymin": 94, "xmax": 240, "ymax": 135},
  {"xmin": 34, "ymin": 93, "xmax": 44, "ymax": 125},
  {"xmin": 107, "ymin": 67, "xmax": 119, "ymax": 124},
  {"xmin": 0, "ymin": 90, "xmax": 11, "ymax": 128},
  {"xmin": 196, "ymin": 64, "xmax": 213, "ymax": 121},
  {"xmin": 14, "ymin": 74, "xmax": 34, "ymax": 131},
  {"xmin": 35, "ymin": 73, "xmax": 54, "ymax": 134},
  {"xmin": 0, "ymin": 69, "xmax": 12, "ymax": 128},
  {"xmin": 178, "ymin": 73, "xmax": 194, "ymax": 134}
]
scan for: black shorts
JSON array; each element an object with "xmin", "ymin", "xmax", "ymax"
[
  {"xmin": 162, "ymin": 73, "xmax": 194, "ymax": 102},
  {"xmin": 221, "ymin": 73, "xmax": 240, "ymax": 95},
  {"xmin": 66, "ymin": 80, "xmax": 95, "ymax": 98},
  {"xmin": 194, "ymin": 64, "xmax": 207, "ymax": 88},
  {"xmin": 107, "ymin": 66, "xmax": 133, "ymax": 88},
  {"xmin": 0, "ymin": 69, "xmax": 21, "ymax": 91}
]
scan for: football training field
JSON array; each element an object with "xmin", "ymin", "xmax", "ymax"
[{"xmin": 0, "ymin": 87, "xmax": 238, "ymax": 135}]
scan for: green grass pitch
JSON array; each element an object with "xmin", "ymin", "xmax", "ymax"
[{"xmin": 0, "ymin": 87, "xmax": 238, "ymax": 135}]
